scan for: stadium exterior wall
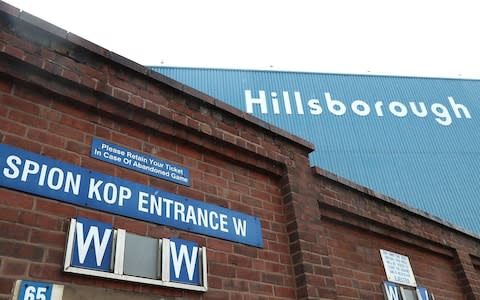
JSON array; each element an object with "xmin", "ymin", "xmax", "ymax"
[
  {"xmin": 0, "ymin": 2, "xmax": 480, "ymax": 300},
  {"xmin": 149, "ymin": 65, "xmax": 480, "ymax": 238}
]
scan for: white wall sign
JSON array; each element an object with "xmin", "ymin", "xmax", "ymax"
[{"xmin": 380, "ymin": 249, "xmax": 417, "ymax": 287}]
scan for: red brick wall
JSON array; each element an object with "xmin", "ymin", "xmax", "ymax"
[
  {"xmin": 323, "ymin": 219, "xmax": 463, "ymax": 299},
  {"xmin": 0, "ymin": 5, "xmax": 310, "ymax": 298},
  {"xmin": 1, "ymin": 2, "xmax": 480, "ymax": 300},
  {"xmin": 0, "ymin": 75, "xmax": 298, "ymax": 299},
  {"xmin": 310, "ymin": 170, "xmax": 480, "ymax": 299}
]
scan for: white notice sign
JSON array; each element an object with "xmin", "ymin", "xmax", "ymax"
[{"xmin": 380, "ymin": 249, "xmax": 417, "ymax": 287}]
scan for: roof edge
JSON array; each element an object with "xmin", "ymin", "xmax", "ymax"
[
  {"xmin": 312, "ymin": 166, "xmax": 480, "ymax": 241},
  {"xmin": 0, "ymin": 0, "xmax": 314, "ymax": 154}
]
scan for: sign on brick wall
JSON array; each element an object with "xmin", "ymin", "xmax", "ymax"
[
  {"xmin": 13, "ymin": 280, "xmax": 64, "ymax": 300},
  {"xmin": 0, "ymin": 143, "xmax": 263, "ymax": 247},
  {"xmin": 64, "ymin": 217, "xmax": 207, "ymax": 291},
  {"xmin": 90, "ymin": 138, "xmax": 190, "ymax": 186},
  {"xmin": 380, "ymin": 249, "xmax": 416, "ymax": 287}
]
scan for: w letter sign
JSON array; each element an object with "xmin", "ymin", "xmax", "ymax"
[
  {"xmin": 64, "ymin": 218, "xmax": 207, "ymax": 292},
  {"xmin": 168, "ymin": 238, "xmax": 201, "ymax": 285},
  {"xmin": 71, "ymin": 218, "xmax": 113, "ymax": 271}
]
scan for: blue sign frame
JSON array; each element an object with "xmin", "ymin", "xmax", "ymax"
[
  {"xmin": 91, "ymin": 138, "xmax": 190, "ymax": 186},
  {"xmin": 0, "ymin": 143, "xmax": 263, "ymax": 247}
]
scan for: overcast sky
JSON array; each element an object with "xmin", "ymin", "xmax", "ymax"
[{"xmin": 4, "ymin": 0, "xmax": 480, "ymax": 79}]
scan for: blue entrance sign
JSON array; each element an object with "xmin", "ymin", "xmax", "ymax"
[
  {"xmin": 0, "ymin": 143, "xmax": 263, "ymax": 247},
  {"xmin": 91, "ymin": 138, "xmax": 190, "ymax": 186},
  {"xmin": 71, "ymin": 217, "xmax": 113, "ymax": 271}
]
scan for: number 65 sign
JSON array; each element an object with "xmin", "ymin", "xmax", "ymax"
[{"xmin": 15, "ymin": 281, "xmax": 63, "ymax": 300}]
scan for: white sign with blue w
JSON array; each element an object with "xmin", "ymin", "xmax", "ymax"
[
  {"xmin": 17, "ymin": 280, "xmax": 53, "ymax": 300},
  {"xmin": 64, "ymin": 218, "xmax": 207, "ymax": 291}
]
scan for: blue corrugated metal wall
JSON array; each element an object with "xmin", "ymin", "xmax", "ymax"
[{"xmin": 150, "ymin": 66, "xmax": 480, "ymax": 235}]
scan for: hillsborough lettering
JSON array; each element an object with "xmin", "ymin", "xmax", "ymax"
[
  {"xmin": 245, "ymin": 90, "xmax": 472, "ymax": 126},
  {"xmin": 0, "ymin": 144, "xmax": 263, "ymax": 247}
]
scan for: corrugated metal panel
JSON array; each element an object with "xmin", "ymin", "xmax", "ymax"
[{"xmin": 150, "ymin": 66, "xmax": 480, "ymax": 235}]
